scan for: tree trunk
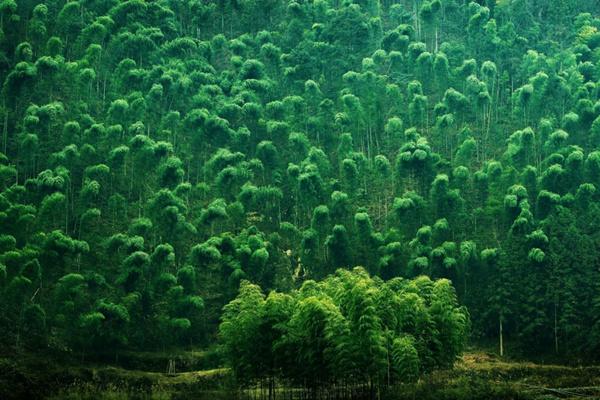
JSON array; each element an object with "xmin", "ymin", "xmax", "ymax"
[
  {"xmin": 554, "ymin": 301, "xmax": 558, "ymax": 354},
  {"xmin": 2, "ymin": 100, "xmax": 8, "ymax": 154},
  {"xmin": 499, "ymin": 315, "xmax": 504, "ymax": 357}
]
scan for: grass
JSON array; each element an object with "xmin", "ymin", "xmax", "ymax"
[
  {"xmin": 83, "ymin": 347, "xmax": 221, "ymax": 373},
  {"xmin": 0, "ymin": 350, "xmax": 233, "ymax": 400},
  {"xmin": 3, "ymin": 351, "xmax": 600, "ymax": 399},
  {"xmin": 401, "ymin": 351, "xmax": 600, "ymax": 400}
]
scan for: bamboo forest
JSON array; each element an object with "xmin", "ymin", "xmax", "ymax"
[{"xmin": 2, "ymin": 0, "xmax": 600, "ymax": 399}]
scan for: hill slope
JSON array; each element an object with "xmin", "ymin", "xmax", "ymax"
[{"xmin": 1, "ymin": 0, "xmax": 600, "ymax": 372}]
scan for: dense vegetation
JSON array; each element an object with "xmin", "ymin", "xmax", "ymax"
[
  {"xmin": 1, "ymin": 0, "xmax": 600, "ymax": 396},
  {"xmin": 221, "ymin": 268, "xmax": 467, "ymax": 395}
]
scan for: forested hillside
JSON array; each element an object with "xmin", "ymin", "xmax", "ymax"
[{"xmin": 2, "ymin": 0, "xmax": 600, "ymax": 395}]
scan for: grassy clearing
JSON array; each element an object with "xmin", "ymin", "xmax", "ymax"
[
  {"xmin": 404, "ymin": 352, "xmax": 600, "ymax": 400},
  {"xmin": 0, "ymin": 351, "xmax": 233, "ymax": 400}
]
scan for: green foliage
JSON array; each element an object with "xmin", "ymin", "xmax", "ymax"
[
  {"xmin": 220, "ymin": 268, "xmax": 468, "ymax": 390},
  {"xmin": 0, "ymin": 0, "xmax": 599, "ymax": 373}
]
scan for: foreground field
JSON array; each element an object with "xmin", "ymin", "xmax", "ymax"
[
  {"xmin": 2, "ymin": 351, "xmax": 600, "ymax": 400},
  {"xmin": 421, "ymin": 352, "xmax": 600, "ymax": 400}
]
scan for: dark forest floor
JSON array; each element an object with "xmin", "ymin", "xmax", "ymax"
[{"xmin": 2, "ymin": 350, "xmax": 600, "ymax": 399}]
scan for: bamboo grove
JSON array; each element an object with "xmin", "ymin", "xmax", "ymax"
[
  {"xmin": 220, "ymin": 268, "xmax": 467, "ymax": 397},
  {"xmin": 1, "ymin": 0, "xmax": 600, "ymax": 390}
]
